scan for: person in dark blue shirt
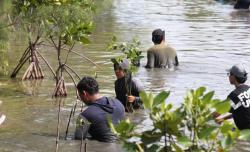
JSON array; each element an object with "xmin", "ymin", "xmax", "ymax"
[{"xmin": 75, "ymin": 76, "xmax": 125, "ymax": 142}]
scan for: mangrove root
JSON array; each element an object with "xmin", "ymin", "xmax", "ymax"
[
  {"xmin": 22, "ymin": 61, "xmax": 44, "ymax": 80},
  {"xmin": 52, "ymin": 77, "xmax": 67, "ymax": 97}
]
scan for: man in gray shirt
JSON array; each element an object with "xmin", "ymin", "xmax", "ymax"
[{"xmin": 145, "ymin": 29, "xmax": 179, "ymax": 69}]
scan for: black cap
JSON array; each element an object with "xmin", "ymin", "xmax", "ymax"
[{"xmin": 227, "ymin": 64, "xmax": 248, "ymax": 78}]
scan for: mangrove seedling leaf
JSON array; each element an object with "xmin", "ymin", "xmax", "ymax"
[
  {"xmin": 196, "ymin": 87, "xmax": 206, "ymax": 97},
  {"xmin": 80, "ymin": 36, "xmax": 90, "ymax": 44},
  {"xmin": 141, "ymin": 131, "xmax": 162, "ymax": 145},
  {"xmin": 202, "ymin": 91, "xmax": 214, "ymax": 103},
  {"xmin": 198, "ymin": 126, "xmax": 217, "ymax": 139},
  {"xmin": 214, "ymin": 99, "xmax": 230, "ymax": 114},
  {"xmin": 153, "ymin": 91, "xmax": 170, "ymax": 107},
  {"xmin": 177, "ymin": 136, "xmax": 192, "ymax": 148},
  {"xmin": 140, "ymin": 91, "xmax": 153, "ymax": 110}
]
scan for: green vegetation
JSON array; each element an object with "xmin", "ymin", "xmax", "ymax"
[
  {"xmin": 107, "ymin": 36, "xmax": 143, "ymax": 67},
  {"xmin": 0, "ymin": 0, "xmax": 11, "ymax": 76},
  {"xmin": 5, "ymin": 0, "xmax": 97, "ymax": 97},
  {"xmin": 38, "ymin": 0, "xmax": 95, "ymax": 97},
  {"xmin": 110, "ymin": 87, "xmax": 250, "ymax": 152}
]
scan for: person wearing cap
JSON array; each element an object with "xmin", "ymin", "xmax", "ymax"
[
  {"xmin": 215, "ymin": 64, "xmax": 250, "ymax": 130},
  {"xmin": 75, "ymin": 76, "xmax": 125, "ymax": 142},
  {"xmin": 145, "ymin": 29, "xmax": 179, "ymax": 69},
  {"xmin": 114, "ymin": 60, "xmax": 144, "ymax": 112}
]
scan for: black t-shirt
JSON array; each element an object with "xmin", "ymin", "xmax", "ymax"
[
  {"xmin": 115, "ymin": 77, "xmax": 144, "ymax": 111},
  {"xmin": 228, "ymin": 84, "xmax": 250, "ymax": 130}
]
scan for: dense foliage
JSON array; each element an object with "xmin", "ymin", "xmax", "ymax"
[{"xmin": 110, "ymin": 87, "xmax": 250, "ymax": 152}]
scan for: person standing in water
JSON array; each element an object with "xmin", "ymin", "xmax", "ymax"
[
  {"xmin": 145, "ymin": 29, "xmax": 179, "ymax": 69},
  {"xmin": 114, "ymin": 59, "xmax": 144, "ymax": 112}
]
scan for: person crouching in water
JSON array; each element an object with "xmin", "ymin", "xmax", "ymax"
[
  {"xmin": 75, "ymin": 76, "xmax": 125, "ymax": 142},
  {"xmin": 215, "ymin": 64, "xmax": 250, "ymax": 130},
  {"xmin": 114, "ymin": 59, "xmax": 144, "ymax": 112}
]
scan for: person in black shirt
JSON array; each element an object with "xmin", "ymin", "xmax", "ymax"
[
  {"xmin": 75, "ymin": 76, "xmax": 125, "ymax": 142},
  {"xmin": 216, "ymin": 64, "xmax": 250, "ymax": 130},
  {"xmin": 114, "ymin": 59, "xmax": 144, "ymax": 112}
]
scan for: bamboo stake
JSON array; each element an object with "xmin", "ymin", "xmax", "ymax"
[
  {"xmin": 65, "ymin": 101, "xmax": 77, "ymax": 140},
  {"xmin": 55, "ymin": 99, "xmax": 62, "ymax": 152}
]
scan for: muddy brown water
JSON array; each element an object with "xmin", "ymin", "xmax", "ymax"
[{"xmin": 1, "ymin": 0, "xmax": 250, "ymax": 151}]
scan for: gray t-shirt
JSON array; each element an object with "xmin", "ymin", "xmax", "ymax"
[{"xmin": 145, "ymin": 43, "xmax": 178, "ymax": 69}]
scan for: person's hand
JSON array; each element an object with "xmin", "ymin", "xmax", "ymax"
[
  {"xmin": 215, "ymin": 117, "xmax": 224, "ymax": 124},
  {"xmin": 127, "ymin": 95, "xmax": 136, "ymax": 103},
  {"xmin": 212, "ymin": 112, "xmax": 221, "ymax": 119}
]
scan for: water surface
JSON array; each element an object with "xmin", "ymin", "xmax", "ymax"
[{"xmin": 1, "ymin": 0, "xmax": 250, "ymax": 151}]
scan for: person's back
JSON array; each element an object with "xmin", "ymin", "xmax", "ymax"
[
  {"xmin": 145, "ymin": 29, "xmax": 178, "ymax": 69},
  {"xmin": 76, "ymin": 97, "xmax": 124, "ymax": 142},
  {"xmin": 74, "ymin": 77, "xmax": 125, "ymax": 142},
  {"xmin": 147, "ymin": 43, "xmax": 178, "ymax": 68}
]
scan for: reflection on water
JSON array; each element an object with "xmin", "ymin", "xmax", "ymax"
[{"xmin": 1, "ymin": 0, "xmax": 250, "ymax": 151}]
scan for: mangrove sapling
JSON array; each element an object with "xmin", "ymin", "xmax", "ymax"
[
  {"xmin": 10, "ymin": 1, "xmax": 49, "ymax": 79},
  {"xmin": 39, "ymin": 1, "xmax": 95, "ymax": 97},
  {"xmin": 110, "ymin": 87, "xmax": 250, "ymax": 152},
  {"xmin": 107, "ymin": 36, "xmax": 143, "ymax": 67}
]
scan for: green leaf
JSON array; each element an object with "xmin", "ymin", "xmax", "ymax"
[
  {"xmin": 140, "ymin": 91, "xmax": 153, "ymax": 110},
  {"xmin": 176, "ymin": 136, "xmax": 192, "ymax": 148},
  {"xmin": 221, "ymin": 122, "xmax": 234, "ymax": 134},
  {"xmin": 214, "ymin": 99, "xmax": 231, "ymax": 114},
  {"xmin": 146, "ymin": 144, "xmax": 160, "ymax": 152},
  {"xmin": 196, "ymin": 87, "xmax": 206, "ymax": 97},
  {"xmin": 153, "ymin": 91, "xmax": 170, "ymax": 107},
  {"xmin": 172, "ymin": 142, "xmax": 185, "ymax": 152},
  {"xmin": 202, "ymin": 91, "xmax": 214, "ymax": 103},
  {"xmin": 80, "ymin": 36, "xmax": 90, "ymax": 44},
  {"xmin": 239, "ymin": 129, "xmax": 250, "ymax": 140},
  {"xmin": 141, "ymin": 131, "xmax": 162, "ymax": 145},
  {"xmin": 221, "ymin": 134, "xmax": 233, "ymax": 149},
  {"xmin": 198, "ymin": 126, "xmax": 217, "ymax": 139}
]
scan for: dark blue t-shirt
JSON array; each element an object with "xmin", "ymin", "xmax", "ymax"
[{"xmin": 75, "ymin": 97, "xmax": 125, "ymax": 142}]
